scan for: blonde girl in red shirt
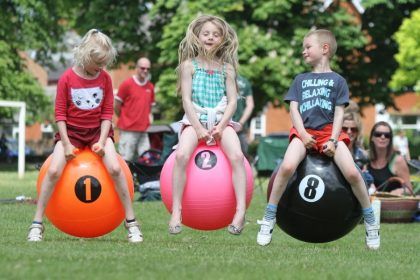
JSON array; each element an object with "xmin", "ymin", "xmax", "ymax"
[{"xmin": 27, "ymin": 29, "xmax": 143, "ymax": 243}]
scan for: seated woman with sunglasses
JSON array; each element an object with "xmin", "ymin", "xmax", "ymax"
[
  {"xmin": 343, "ymin": 112, "xmax": 375, "ymax": 194},
  {"xmin": 367, "ymin": 121, "xmax": 413, "ymax": 195}
]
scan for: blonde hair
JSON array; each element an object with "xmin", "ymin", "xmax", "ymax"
[
  {"xmin": 304, "ymin": 29, "xmax": 337, "ymax": 58},
  {"xmin": 176, "ymin": 14, "xmax": 239, "ymax": 93},
  {"xmin": 343, "ymin": 112, "xmax": 364, "ymax": 147},
  {"xmin": 73, "ymin": 29, "xmax": 117, "ymax": 68},
  {"xmin": 344, "ymin": 100, "xmax": 360, "ymax": 114}
]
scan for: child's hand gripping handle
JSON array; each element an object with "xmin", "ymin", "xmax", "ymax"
[{"xmin": 92, "ymin": 143, "xmax": 105, "ymax": 157}]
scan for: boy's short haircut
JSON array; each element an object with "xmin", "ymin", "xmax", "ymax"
[{"xmin": 305, "ymin": 29, "xmax": 337, "ymax": 58}]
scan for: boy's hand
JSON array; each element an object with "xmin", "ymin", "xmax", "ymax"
[
  {"xmin": 322, "ymin": 141, "xmax": 336, "ymax": 157},
  {"xmin": 63, "ymin": 144, "xmax": 77, "ymax": 161},
  {"xmin": 92, "ymin": 142, "xmax": 105, "ymax": 157},
  {"xmin": 302, "ymin": 132, "xmax": 317, "ymax": 150}
]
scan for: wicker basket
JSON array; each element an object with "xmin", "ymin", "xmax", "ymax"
[{"xmin": 373, "ymin": 192, "xmax": 420, "ymax": 223}]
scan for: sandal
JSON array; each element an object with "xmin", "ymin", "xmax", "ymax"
[
  {"xmin": 168, "ymin": 210, "xmax": 182, "ymax": 235},
  {"xmin": 168, "ymin": 223, "xmax": 182, "ymax": 235},
  {"xmin": 228, "ymin": 211, "xmax": 246, "ymax": 235},
  {"xmin": 227, "ymin": 224, "xmax": 244, "ymax": 235}
]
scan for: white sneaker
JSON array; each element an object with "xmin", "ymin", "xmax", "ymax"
[
  {"xmin": 27, "ymin": 223, "xmax": 44, "ymax": 242},
  {"xmin": 125, "ymin": 221, "xmax": 143, "ymax": 243},
  {"xmin": 365, "ymin": 222, "xmax": 380, "ymax": 250},
  {"xmin": 257, "ymin": 218, "xmax": 276, "ymax": 246}
]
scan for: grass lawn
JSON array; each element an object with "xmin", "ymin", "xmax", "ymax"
[{"xmin": 0, "ymin": 166, "xmax": 419, "ymax": 280}]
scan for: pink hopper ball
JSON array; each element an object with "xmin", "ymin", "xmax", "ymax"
[{"xmin": 160, "ymin": 143, "xmax": 254, "ymax": 230}]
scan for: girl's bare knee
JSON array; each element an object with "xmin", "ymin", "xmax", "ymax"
[
  {"xmin": 46, "ymin": 166, "xmax": 62, "ymax": 181},
  {"xmin": 107, "ymin": 164, "xmax": 122, "ymax": 177},
  {"xmin": 228, "ymin": 151, "xmax": 244, "ymax": 164},
  {"xmin": 174, "ymin": 151, "xmax": 190, "ymax": 167}
]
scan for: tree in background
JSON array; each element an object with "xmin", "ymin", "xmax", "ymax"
[
  {"xmin": 389, "ymin": 8, "xmax": 420, "ymax": 93},
  {"xmin": 2, "ymin": 0, "xmax": 418, "ymax": 124},
  {"xmin": 68, "ymin": 0, "xmax": 160, "ymax": 64},
  {"xmin": 65, "ymin": 0, "xmax": 172, "ymax": 120},
  {"xmin": 151, "ymin": 0, "xmax": 420, "ymax": 120},
  {"xmin": 152, "ymin": 0, "xmax": 367, "ymax": 120},
  {"xmin": 348, "ymin": 0, "xmax": 419, "ymax": 109},
  {"xmin": 0, "ymin": 0, "xmax": 70, "ymax": 123}
]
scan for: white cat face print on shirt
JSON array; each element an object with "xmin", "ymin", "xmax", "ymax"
[{"xmin": 71, "ymin": 87, "xmax": 103, "ymax": 110}]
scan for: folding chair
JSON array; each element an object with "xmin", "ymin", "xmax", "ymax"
[{"xmin": 127, "ymin": 149, "xmax": 164, "ymax": 201}]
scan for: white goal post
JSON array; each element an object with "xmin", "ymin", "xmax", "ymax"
[{"xmin": 0, "ymin": 100, "xmax": 26, "ymax": 178}]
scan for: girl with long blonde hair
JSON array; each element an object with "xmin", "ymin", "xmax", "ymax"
[{"xmin": 169, "ymin": 15, "xmax": 247, "ymax": 235}]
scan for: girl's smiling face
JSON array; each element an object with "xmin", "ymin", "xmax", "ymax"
[{"xmin": 199, "ymin": 21, "xmax": 222, "ymax": 51}]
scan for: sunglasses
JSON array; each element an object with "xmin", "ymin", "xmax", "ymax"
[
  {"xmin": 138, "ymin": 67, "xmax": 150, "ymax": 71},
  {"xmin": 342, "ymin": 126, "xmax": 358, "ymax": 133},
  {"xmin": 373, "ymin": 132, "xmax": 391, "ymax": 139}
]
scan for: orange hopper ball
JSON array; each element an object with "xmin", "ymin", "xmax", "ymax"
[{"xmin": 36, "ymin": 148, "xmax": 134, "ymax": 238}]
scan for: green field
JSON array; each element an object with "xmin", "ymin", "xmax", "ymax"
[{"xmin": 0, "ymin": 167, "xmax": 419, "ymax": 280}]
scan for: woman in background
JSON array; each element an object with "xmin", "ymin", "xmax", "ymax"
[
  {"xmin": 342, "ymin": 112, "xmax": 375, "ymax": 194},
  {"xmin": 367, "ymin": 121, "xmax": 413, "ymax": 195}
]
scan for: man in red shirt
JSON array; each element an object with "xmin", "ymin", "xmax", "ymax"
[{"xmin": 115, "ymin": 57, "xmax": 155, "ymax": 161}]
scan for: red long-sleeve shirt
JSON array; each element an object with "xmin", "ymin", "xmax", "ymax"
[{"xmin": 55, "ymin": 68, "xmax": 114, "ymax": 128}]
